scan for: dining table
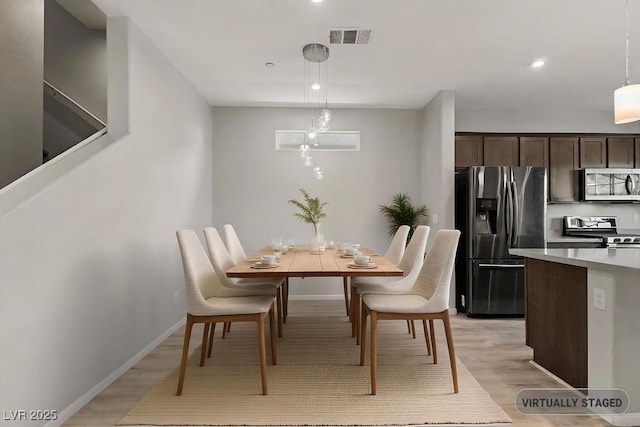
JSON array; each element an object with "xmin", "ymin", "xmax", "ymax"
[
  {"xmin": 226, "ymin": 246, "xmax": 404, "ymax": 337},
  {"xmin": 225, "ymin": 246, "xmax": 403, "ymax": 279}
]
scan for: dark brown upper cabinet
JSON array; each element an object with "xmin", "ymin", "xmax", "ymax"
[
  {"xmin": 636, "ymin": 138, "xmax": 640, "ymax": 168},
  {"xmin": 483, "ymin": 136, "xmax": 519, "ymax": 166},
  {"xmin": 520, "ymin": 137, "xmax": 549, "ymax": 168},
  {"xmin": 455, "ymin": 135, "xmax": 483, "ymax": 168},
  {"xmin": 607, "ymin": 137, "xmax": 635, "ymax": 167},
  {"xmin": 549, "ymin": 137, "xmax": 579, "ymax": 202},
  {"xmin": 579, "ymin": 137, "xmax": 606, "ymax": 168}
]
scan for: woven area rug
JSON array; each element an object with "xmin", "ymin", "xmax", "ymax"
[{"xmin": 119, "ymin": 303, "xmax": 511, "ymax": 426}]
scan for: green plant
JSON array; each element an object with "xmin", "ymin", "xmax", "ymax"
[
  {"xmin": 288, "ymin": 188, "xmax": 327, "ymax": 234},
  {"xmin": 379, "ymin": 193, "xmax": 428, "ymax": 240}
]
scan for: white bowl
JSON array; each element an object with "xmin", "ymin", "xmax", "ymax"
[
  {"xmin": 354, "ymin": 255, "xmax": 370, "ymax": 265},
  {"xmin": 261, "ymin": 255, "xmax": 276, "ymax": 265}
]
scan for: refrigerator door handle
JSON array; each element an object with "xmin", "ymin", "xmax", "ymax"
[
  {"xmin": 510, "ymin": 181, "xmax": 520, "ymax": 247},
  {"xmin": 505, "ymin": 177, "xmax": 513, "ymax": 245},
  {"xmin": 478, "ymin": 263, "xmax": 525, "ymax": 268}
]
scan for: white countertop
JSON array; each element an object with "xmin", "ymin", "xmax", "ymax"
[{"xmin": 509, "ymin": 248, "xmax": 640, "ymax": 274}]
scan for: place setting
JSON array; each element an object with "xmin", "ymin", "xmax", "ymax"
[
  {"xmin": 339, "ymin": 243, "xmax": 360, "ymax": 258},
  {"xmin": 348, "ymin": 254, "xmax": 377, "ymax": 269},
  {"xmin": 251, "ymin": 254, "xmax": 279, "ymax": 269}
]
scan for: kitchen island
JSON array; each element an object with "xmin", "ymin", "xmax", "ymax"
[{"xmin": 510, "ymin": 248, "xmax": 640, "ymax": 426}]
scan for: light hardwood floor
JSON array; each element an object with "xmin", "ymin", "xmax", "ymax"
[{"xmin": 65, "ymin": 300, "xmax": 611, "ymax": 426}]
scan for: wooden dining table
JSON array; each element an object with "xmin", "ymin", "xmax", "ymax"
[
  {"xmin": 226, "ymin": 246, "xmax": 403, "ymax": 337},
  {"xmin": 226, "ymin": 246, "xmax": 403, "ymax": 279}
]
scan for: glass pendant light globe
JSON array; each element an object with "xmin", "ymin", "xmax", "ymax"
[
  {"xmin": 321, "ymin": 108, "xmax": 332, "ymax": 121},
  {"xmin": 298, "ymin": 143, "xmax": 311, "ymax": 157},
  {"xmin": 313, "ymin": 166, "xmax": 324, "ymax": 180},
  {"xmin": 307, "ymin": 128, "xmax": 318, "ymax": 140},
  {"xmin": 303, "ymin": 156, "xmax": 314, "ymax": 167},
  {"xmin": 318, "ymin": 117, "xmax": 330, "ymax": 132}
]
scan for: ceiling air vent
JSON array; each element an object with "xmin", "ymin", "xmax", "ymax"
[{"xmin": 329, "ymin": 29, "xmax": 371, "ymax": 45}]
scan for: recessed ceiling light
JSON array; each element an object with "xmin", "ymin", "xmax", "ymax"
[
  {"xmin": 311, "ymin": 83, "xmax": 321, "ymax": 90},
  {"xmin": 531, "ymin": 59, "xmax": 545, "ymax": 68},
  {"xmin": 265, "ymin": 62, "xmax": 275, "ymax": 68},
  {"xmin": 311, "ymin": 0, "xmax": 323, "ymax": 3}
]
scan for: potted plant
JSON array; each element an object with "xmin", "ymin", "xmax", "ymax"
[
  {"xmin": 288, "ymin": 188, "xmax": 328, "ymax": 253},
  {"xmin": 379, "ymin": 193, "xmax": 428, "ymax": 241}
]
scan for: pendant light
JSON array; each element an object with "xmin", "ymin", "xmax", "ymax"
[
  {"xmin": 615, "ymin": 0, "xmax": 640, "ymax": 124},
  {"xmin": 297, "ymin": 43, "xmax": 332, "ymax": 179}
]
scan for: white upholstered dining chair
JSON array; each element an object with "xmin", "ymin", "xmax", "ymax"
[
  {"xmin": 342, "ymin": 225, "xmax": 410, "ymax": 317},
  {"xmin": 350, "ymin": 225, "xmax": 430, "ymax": 343},
  {"xmin": 175, "ymin": 229, "xmax": 277, "ymax": 395},
  {"xmin": 359, "ymin": 229, "xmax": 461, "ymax": 395},
  {"xmin": 383, "ymin": 224, "xmax": 411, "ymax": 264},
  {"xmin": 223, "ymin": 224, "xmax": 248, "ymax": 265},
  {"xmin": 203, "ymin": 227, "xmax": 285, "ymax": 337}
]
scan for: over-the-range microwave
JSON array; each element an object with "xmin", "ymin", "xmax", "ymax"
[{"xmin": 579, "ymin": 168, "xmax": 640, "ymax": 202}]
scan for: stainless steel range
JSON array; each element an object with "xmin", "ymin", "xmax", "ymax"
[{"xmin": 563, "ymin": 216, "xmax": 640, "ymax": 248}]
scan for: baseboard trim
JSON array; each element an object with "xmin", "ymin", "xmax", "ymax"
[{"xmin": 46, "ymin": 318, "xmax": 185, "ymax": 427}]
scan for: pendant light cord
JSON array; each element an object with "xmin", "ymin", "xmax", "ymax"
[{"xmin": 626, "ymin": 0, "xmax": 631, "ymax": 85}]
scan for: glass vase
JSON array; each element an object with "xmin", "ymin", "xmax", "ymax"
[{"xmin": 310, "ymin": 223, "xmax": 325, "ymax": 254}]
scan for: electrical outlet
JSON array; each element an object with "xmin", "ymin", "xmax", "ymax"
[
  {"xmin": 593, "ymin": 288, "xmax": 606, "ymax": 311},
  {"xmin": 431, "ymin": 214, "xmax": 439, "ymax": 225}
]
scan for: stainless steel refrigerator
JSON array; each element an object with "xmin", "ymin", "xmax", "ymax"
[{"xmin": 455, "ymin": 166, "xmax": 546, "ymax": 316}]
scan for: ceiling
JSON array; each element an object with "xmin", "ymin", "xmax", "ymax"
[{"xmin": 87, "ymin": 0, "xmax": 637, "ymax": 113}]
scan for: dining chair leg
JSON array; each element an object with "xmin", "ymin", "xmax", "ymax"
[
  {"xmin": 176, "ymin": 315, "xmax": 194, "ymax": 396},
  {"xmin": 422, "ymin": 320, "xmax": 431, "ymax": 356},
  {"xmin": 370, "ymin": 310, "xmax": 378, "ymax": 395},
  {"xmin": 442, "ymin": 311, "xmax": 459, "ymax": 393},
  {"xmin": 410, "ymin": 320, "xmax": 416, "ymax": 339},
  {"xmin": 257, "ymin": 314, "xmax": 268, "ymax": 395},
  {"xmin": 207, "ymin": 322, "xmax": 216, "ymax": 358},
  {"xmin": 269, "ymin": 304, "xmax": 277, "ymax": 365},
  {"xmin": 351, "ymin": 287, "xmax": 361, "ymax": 344},
  {"xmin": 343, "ymin": 276, "xmax": 350, "ymax": 316},
  {"xmin": 429, "ymin": 318, "xmax": 438, "ymax": 364},
  {"xmin": 276, "ymin": 291, "xmax": 283, "ymax": 338},
  {"xmin": 222, "ymin": 322, "xmax": 228, "ymax": 339},
  {"xmin": 406, "ymin": 320, "xmax": 412, "ymax": 333},
  {"xmin": 200, "ymin": 323, "xmax": 210, "ymax": 367},
  {"xmin": 359, "ymin": 306, "xmax": 367, "ymax": 366}
]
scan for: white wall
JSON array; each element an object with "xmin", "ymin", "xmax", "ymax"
[
  {"xmin": 0, "ymin": 0, "xmax": 44, "ymax": 189},
  {"xmin": 420, "ymin": 90, "xmax": 457, "ymax": 306},
  {"xmin": 421, "ymin": 91, "xmax": 456, "ymax": 236},
  {"xmin": 211, "ymin": 107, "xmax": 421, "ymax": 297},
  {"xmin": 0, "ymin": 17, "xmax": 212, "ymax": 425},
  {"xmin": 456, "ymin": 109, "xmax": 640, "ymax": 134}
]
